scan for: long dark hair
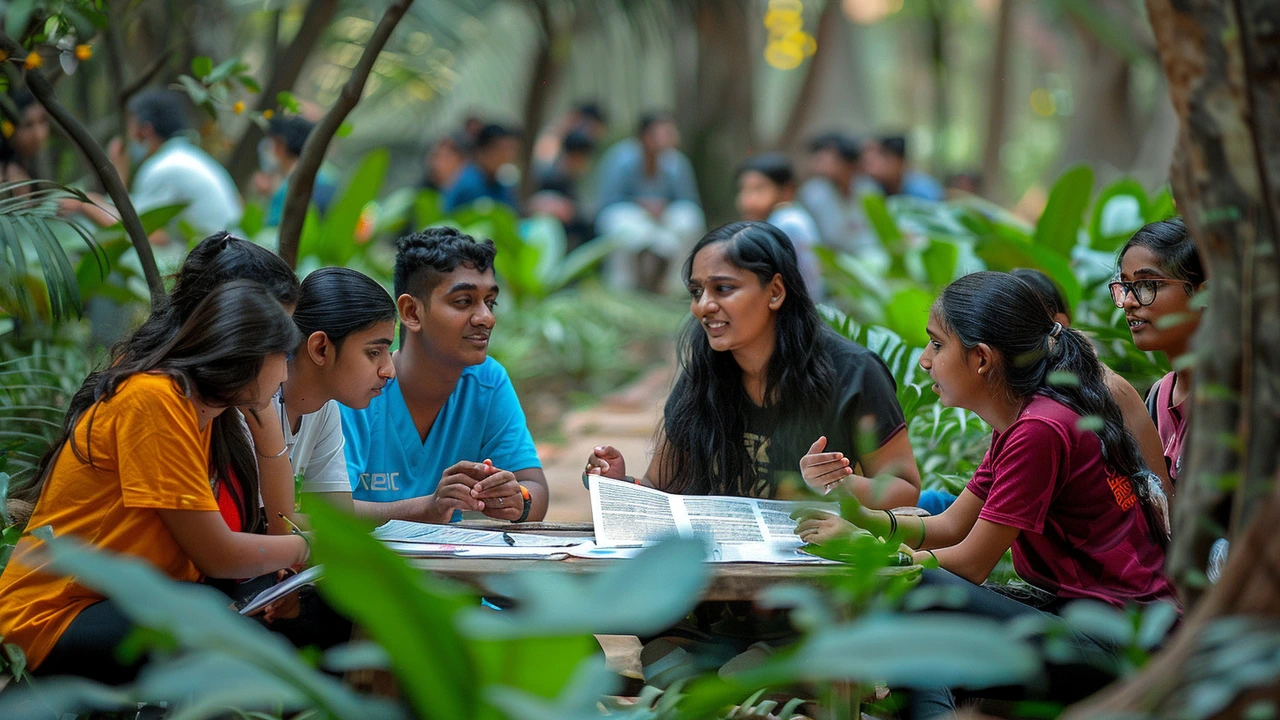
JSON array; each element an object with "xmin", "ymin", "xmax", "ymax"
[
  {"xmin": 11, "ymin": 233, "xmax": 299, "ymax": 527},
  {"xmin": 36, "ymin": 282, "xmax": 300, "ymax": 531},
  {"xmin": 936, "ymin": 272, "xmax": 1163, "ymax": 538},
  {"xmin": 660, "ymin": 221, "xmax": 836, "ymax": 497},
  {"xmin": 294, "ymin": 267, "xmax": 396, "ymax": 349},
  {"xmin": 1118, "ymin": 217, "xmax": 1204, "ymax": 288}
]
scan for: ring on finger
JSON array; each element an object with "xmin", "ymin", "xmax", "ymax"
[{"xmin": 498, "ymin": 496, "xmax": 504, "ymax": 506}]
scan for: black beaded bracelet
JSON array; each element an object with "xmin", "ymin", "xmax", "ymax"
[{"xmin": 884, "ymin": 509, "xmax": 898, "ymax": 539}]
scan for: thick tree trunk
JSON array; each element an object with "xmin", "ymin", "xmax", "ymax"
[
  {"xmin": 517, "ymin": 0, "xmax": 567, "ymax": 203},
  {"xmin": 980, "ymin": 0, "xmax": 1014, "ymax": 203},
  {"xmin": 676, "ymin": 0, "xmax": 757, "ymax": 227},
  {"xmin": 1058, "ymin": 19, "xmax": 1139, "ymax": 183},
  {"xmin": 1062, "ymin": 0, "xmax": 1280, "ymax": 713}
]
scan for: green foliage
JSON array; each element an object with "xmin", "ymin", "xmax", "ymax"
[{"xmin": 0, "ymin": 339, "xmax": 100, "ymax": 487}]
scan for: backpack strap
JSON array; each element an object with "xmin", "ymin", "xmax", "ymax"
[{"xmin": 1145, "ymin": 376, "xmax": 1163, "ymax": 425}]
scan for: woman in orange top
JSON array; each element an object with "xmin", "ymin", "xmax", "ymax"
[{"xmin": 0, "ymin": 282, "xmax": 310, "ymax": 683}]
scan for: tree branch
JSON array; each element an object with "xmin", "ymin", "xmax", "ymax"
[
  {"xmin": 118, "ymin": 49, "xmax": 174, "ymax": 106},
  {"xmin": 224, "ymin": 0, "xmax": 342, "ymax": 188},
  {"xmin": 276, "ymin": 0, "xmax": 415, "ymax": 269},
  {"xmin": 0, "ymin": 35, "xmax": 165, "ymax": 303}
]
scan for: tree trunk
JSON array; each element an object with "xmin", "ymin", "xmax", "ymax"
[
  {"xmin": 277, "ymin": 0, "xmax": 415, "ymax": 269},
  {"xmin": 677, "ymin": 0, "xmax": 757, "ymax": 227},
  {"xmin": 980, "ymin": 0, "xmax": 1014, "ymax": 203},
  {"xmin": 517, "ymin": 0, "xmax": 568, "ymax": 203},
  {"xmin": 224, "ymin": 0, "xmax": 342, "ymax": 189},
  {"xmin": 776, "ymin": 0, "xmax": 844, "ymax": 152},
  {"xmin": 1062, "ymin": 0, "xmax": 1280, "ymax": 713},
  {"xmin": 925, "ymin": 0, "xmax": 948, "ymax": 175}
]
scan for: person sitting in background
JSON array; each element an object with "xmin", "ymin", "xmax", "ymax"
[
  {"xmin": 340, "ymin": 227, "xmax": 549, "ymax": 525},
  {"xmin": 254, "ymin": 115, "xmax": 338, "ymax": 227},
  {"xmin": 916, "ymin": 267, "xmax": 1171, "ymax": 518},
  {"xmin": 532, "ymin": 101, "xmax": 608, "ymax": 168},
  {"xmin": 735, "ymin": 153, "xmax": 823, "ymax": 300},
  {"xmin": 594, "ymin": 111, "xmax": 704, "ymax": 294},
  {"xmin": 58, "ymin": 89, "xmax": 241, "ymax": 269},
  {"xmin": 797, "ymin": 132, "xmax": 877, "ymax": 257},
  {"xmin": 861, "ymin": 134, "xmax": 944, "ymax": 201},
  {"xmin": 529, "ymin": 129, "xmax": 597, "ymax": 251},
  {"xmin": 443, "ymin": 123, "xmax": 521, "ymax": 213},
  {"xmin": 421, "ymin": 132, "xmax": 471, "ymax": 194},
  {"xmin": 1, "ymin": 88, "xmax": 51, "ymax": 191}
]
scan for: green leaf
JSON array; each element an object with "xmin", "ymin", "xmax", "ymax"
[
  {"xmin": 459, "ymin": 537, "xmax": 710, "ymax": 639},
  {"xmin": 920, "ymin": 238, "xmax": 959, "ymax": 288},
  {"xmin": 240, "ymin": 202, "xmax": 266, "ymax": 238},
  {"xmin": 5, "ymin": 0, "xmax": 35, "ymax": 39},
  {"xmin": 1034, "ymin": 164, "xmax": 1093, "ymax": 256},
  {"xmin": 175, "ymin": 75, "xmax": 209, "ymax": 106},
  {"xmin": 1147, "ymin": 186, "xmax": 1177, "ymax": 222},
  {"xmin": 25, "ymin": 536, "xmax": 384, "ymax": 719},
  {"xmin": 191, "ymin": 56, "xmax": 214, "ymax": 80},
  {"xmin": 1089, "ymin": 178, "xmax": 1148, "ymax": 252},
  {"xmin": 974, "ymin": 233, "xmax": 1083, "ymax": 311},
  {"xmin": 276, "ymin": 91, "xmax": 301, "ymax": 114},
  {"xmin": 779, "ymin": 613, "xmax": 1040, "ymax": 688},
  {"xmin": 239, "ymin": 74, "xmax": 262, "ymax": 94},
  {"xmin": 863, "ymin": 193, "xmax": 904, "ymax": 251},
  {"xmin": 882, "ymin": 286, "xmax": 934, "ymax": 348},
  {"xmin": 336, "ymin": 121, "xmax": 354, "ymax": 138},
  {"xmin": 206, "ymin": 57, "xmax": 244, "ymax": 85},
  {"xmin": 316, "ymin": 149, "xmax": 389, "ymax": 265},
  {"xmin": 307, "ymin": 499, "xmax": 479, "ymax": 719}
]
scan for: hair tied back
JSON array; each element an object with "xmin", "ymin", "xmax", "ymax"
[{"xmin": 1049, "ymin": 322, "xmax": 1063, "ymax": 338}]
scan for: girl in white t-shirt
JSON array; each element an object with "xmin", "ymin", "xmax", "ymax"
[
  {"xmin": 245, "ymin": 267, "xmax": 397, "ymax": 533},
  {"xmin": 735, "ymin": 153, "xmax": 824, "ymax": 300}
]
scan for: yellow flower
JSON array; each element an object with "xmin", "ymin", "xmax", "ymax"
[
  {"xmin": 75, "ymin": 44, "xmax": 92, "ymax": 61},
  {"xmin": 1, "ymin": 121, "xmax": 14, "ymax": 139},
  {"xmin": 262, "ymin": 109, "xmax": 275, "ymax": 120},
  {"xmin": 233, "ymin": 101, "xmax": 245, "ymax": 115},
  {"xmin": 24, "ymin": 51, "xmax": 42, "ymax": 70}
]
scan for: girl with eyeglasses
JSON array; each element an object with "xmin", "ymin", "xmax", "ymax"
[{"xmin": 1111, "ymin": 218, "xmax": 1205, "ymax": 486}]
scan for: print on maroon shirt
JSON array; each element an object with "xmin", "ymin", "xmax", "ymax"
[{"xmin": 965, "ymin": 396, "xmax": 1175, "ymax": 608}]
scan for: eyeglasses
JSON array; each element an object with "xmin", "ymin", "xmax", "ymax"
[{"xmin": 1108, "ymin": 279, "xmax": 1190, "ymax": 308}]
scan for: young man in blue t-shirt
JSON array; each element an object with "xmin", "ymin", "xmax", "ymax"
[{"xmin": 340, "ymin": 227, "xmax": 548, "ymax": 524}]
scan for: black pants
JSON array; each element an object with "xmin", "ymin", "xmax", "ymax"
[
  {"xmin": 905, "ymin": 570, "xmax": 1118, "ymax": 720},
  {"xmin": 36, "ymin": 599, "xmax": 141, "ymax": 685}
]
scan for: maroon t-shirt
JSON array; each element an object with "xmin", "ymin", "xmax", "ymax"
[
  {"xmin": 1153, "ymin": 371, "xmax": 1187, "ymax": 485},
  {"xmin": 965, "ymin": 396, "xmax": 1176, "ymax": 608}
]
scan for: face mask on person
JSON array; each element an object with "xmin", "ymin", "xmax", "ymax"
[
  {"xmin": 258, "ymin": 138, "xmax": 280, "ymax": 174},
  {"xmin": 128, "ymin": 139, "xmax": 151, "ymax": 165}
]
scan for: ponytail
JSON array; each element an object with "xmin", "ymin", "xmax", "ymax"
[{"xmin": 937, "ymin": 272, "xmax": 1166, "ymax": 544}]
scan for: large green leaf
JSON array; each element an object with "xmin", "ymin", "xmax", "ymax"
[
  {"xmin": 1034, "ymin": 164, "xmax": 1093, "ymax": 256},
  {"xmin": 318, "ymin": 150, "xmax": 390, "ymax": 265},
  {"xmin": 6, "ymin": 535, "xmax": 391, "ymax": 719},
  {"xmin": 459, "ymin": 537, "xmax": 710, "ymax": 639},
  {"xmin": 920, "ymin": 238, "xmax": 960, "ymax": 289},
  {"xmin": 863, "ymin": 193, "xmax": 904, "ymax": 251},
  {"xmin": 975, "ymin": 234, "xmax": 1083, "ymax": 311},
  {"xmin": 307, "ymin": 499, "xmax": 480, "ymax": 720},
  {"xmin": 1088, "ymin": 178, "xmax": 1149, "ymax": 252},
  {"xmin": 882, "ymin": 286, "xmax": 934, "ymax": 348}
]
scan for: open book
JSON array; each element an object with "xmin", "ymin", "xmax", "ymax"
[{"xmin": 587, "ymin": 476, "xmax": 838, "ymax": 563}]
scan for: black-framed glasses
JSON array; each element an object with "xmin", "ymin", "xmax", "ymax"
[{"xmin": 1108, "ymin": 279, "xmax": 1190, "ymax": 308}]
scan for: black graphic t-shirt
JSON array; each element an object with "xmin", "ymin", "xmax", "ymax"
[{"xmin": 742, "ymin": 328, "xmax": 906, "ymax": 494}]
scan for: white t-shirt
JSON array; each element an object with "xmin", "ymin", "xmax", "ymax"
[
  {"xmin": 273, "ymin": 394, "xmax": 351, "ymax": 494},
  {"xmin": 132, "ymin": 137, "xmax": 242, "ymax": 268},
  {"xmin": 768, "ymin": 203, "xmax": 824, "ymax": 301}
]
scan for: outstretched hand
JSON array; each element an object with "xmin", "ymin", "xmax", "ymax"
[
  {"xmin": 800, "ymin": 436, "xmax": 853, "ymax": 494},
  {"xmin": 583, "ymin": 445, "xmax": 627, "ymax": 484}
]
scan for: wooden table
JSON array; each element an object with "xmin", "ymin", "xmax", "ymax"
[{"xmin": 404, "ymin": 520, "xmax": 854, "ymax": 602}]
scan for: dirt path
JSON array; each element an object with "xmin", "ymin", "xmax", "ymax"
[{"xmin": 537, "ymin": 365, "xmax": 674, "ymax": 522}]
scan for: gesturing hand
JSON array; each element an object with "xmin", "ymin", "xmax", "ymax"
[
  {"xmin": 800, "ymin": 436, "xmax": 853, "ymax": 494},
  {"xmin": 583, "ymin": 445, "xmax": 627, "ymax": 484},
  {"xmin": 472, "ymin": 459, "xmax": 526, "ymax": 522},
  {"xmin": 427, "ymin": 461, "xmax": 488, "ymax": 523}
]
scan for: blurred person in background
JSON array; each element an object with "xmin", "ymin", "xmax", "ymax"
[
  {"xmin": 1, "ymin": 88, "xmax": 51, "ymax": 193},
  {"xmin": 797, "ymin": 132, "xmax": 877, "ymax": 257},
  {"xmin": 421, "ymin": 131, "xmax": 471, "ymax": 195},
  {"xmin": 254, "ymin": 115, "xmax": 338, "ymax": 227},
  {"xmin": 594, "ymin": 111, "xmax": 704, "ymax": 294},
  {"xmin": 443, "ymin": 123, "xmax": 521, "ymax": 213},
  {"xmin": 735, "ymin": 153, "xmax": 823, "ymax": 300},
  {"xmin": 862, "ymin": 134, "xmax": 944, "ymax": 201}
]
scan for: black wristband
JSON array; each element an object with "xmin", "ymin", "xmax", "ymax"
[
  {"xmin": 884, "ymin": 509, "xmax": 898, "ymax": 539},
  {"xmin": 513, "ymin": 484, "xmax": 532, "ymax": 523}
]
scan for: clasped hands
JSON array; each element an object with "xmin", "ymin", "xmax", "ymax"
[{"xmin": 427, "ymin": 458, "xmax": 525, "ymax": 522}]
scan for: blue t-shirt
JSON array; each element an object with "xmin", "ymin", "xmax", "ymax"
[
  {"xmin": 339, "ymin": 358, "xmax": 541, "ymax": 505},
  {"xmin": 442, "ymin": 163, "xmax": 518, "ymax": 213}
]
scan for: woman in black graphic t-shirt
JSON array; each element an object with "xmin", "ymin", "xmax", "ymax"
[{"xmin": 584, "ymin": 221, "xmax": 919, "ymax": 509}]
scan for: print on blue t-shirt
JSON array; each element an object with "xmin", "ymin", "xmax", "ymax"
[{"xmin": 340, "ymin": 357, "xmax": 541, "ymax": 508}]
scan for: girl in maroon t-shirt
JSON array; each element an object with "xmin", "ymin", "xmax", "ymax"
[
  {"xmin": 797, "ymin": 271, "xmax": 1175, "ymax": 609},
  {"xmin": 1114, "ymin": 217, "xmax": 1205, "ymax": 486}
]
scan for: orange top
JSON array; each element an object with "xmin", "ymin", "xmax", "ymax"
[{"xmin": 0, "ymin": 373, "xmax": 219, "ymax": 668}]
